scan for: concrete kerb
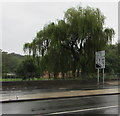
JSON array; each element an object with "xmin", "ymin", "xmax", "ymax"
[
  {"xmin": 1, "ymin": 80, "xmax": 119, "ymax": 103},
  {"xmin": 1, "ymin": 92, "xmax": 119, "ymax": 103}
]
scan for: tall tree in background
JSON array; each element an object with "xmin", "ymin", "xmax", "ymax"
[
  {"xmin": 23, "ymin": 6, "xmax": 115, "ymax": 79},
  {"xmin": 63, "ymin": 7, "xmax": 114, "ymax": 77}
]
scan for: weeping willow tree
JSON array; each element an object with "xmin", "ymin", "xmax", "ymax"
[
  {"xmin": 62, "ymin": 7, "xmax": 115, "ymax": 78},
  {"xmin": 23, "ymin": 6, "xmax": 115, "ymax": 79}
]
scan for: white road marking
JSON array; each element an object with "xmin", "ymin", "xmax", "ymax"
[{"xmin": 48, "ymin": 105, "xmax": 118, "ymax": 115}]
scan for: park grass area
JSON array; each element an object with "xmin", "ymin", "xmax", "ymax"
[
  {"xmin": 0, "ymin": 78, "xmax": 23, "ymax": 82},
  {"xmin": 0, "ymin": 77, "xmax": 54, "ymax": 82},
  {"xmin": 0, "ymin": 74, "xmax": 118, "ymax": 82},
  {"xmin": 0, "ymin": 77, "xmax": 83, "ymax": 82}
]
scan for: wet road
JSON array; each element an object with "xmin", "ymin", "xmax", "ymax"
[
  {"xmin": 2, "ymin": 84, "xmax": 118, "ymax": 97},
  {"xmin": 2, "ymin": 94, "xmax": 119, "ymax": 115}
]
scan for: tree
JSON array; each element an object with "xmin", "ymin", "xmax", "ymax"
[
  {"xmin": 16, "ymin": 57, "xmax": 38, "ymax": 80},
  {"xmin": 23, "ymin": 6, "xmax": 115, "ymax": 79},
  {"xmin": 62, "ymin": 7, "xmax": 114, "ymax": 77},
  {"xmin": 105, "ymin": 44, "xmax": 120, "ymax": 74}
]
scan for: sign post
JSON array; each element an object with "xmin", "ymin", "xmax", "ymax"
[
  {"xmin": 95, "ymin": 50, "xmax": 105, "ymax": 84},
  {"xmin": 97, "ymin": 68, "xmax": 99, "ymax": 84},
  {"xmin": 103, "ymin": 68, "xmax": 104, "ymax": 84}
]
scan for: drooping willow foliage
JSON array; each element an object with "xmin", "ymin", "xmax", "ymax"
[{"xmin": 23, "ymin": 6, "xmax": 115, "ymax": 79}]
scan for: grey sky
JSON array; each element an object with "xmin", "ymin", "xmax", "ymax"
[{"xmin": 2, "ymin": 2, "xmax": 118, "ymax": 55}]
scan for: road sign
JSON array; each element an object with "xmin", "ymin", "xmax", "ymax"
[
  {"xmin": 95, "ymin": 50, "xmax": 105, "ymax": 84},
  {"xmin": 95, "ymin": 50, "xmax": 105, "ymax": 69}
]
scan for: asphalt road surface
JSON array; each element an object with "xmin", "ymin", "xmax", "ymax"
[
  {"xmin": 2, "ymin": 94, "xmax": 119, "ymax": 115},
  {"xmin": 2, "ymin": 84, "xmax": 118, "ymax": 97}
]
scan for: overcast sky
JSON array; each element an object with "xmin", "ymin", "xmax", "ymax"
[{"xmin": 2, "ymin": 1, "xmax": 118, "ymax": 55}]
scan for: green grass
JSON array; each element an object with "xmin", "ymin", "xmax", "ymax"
[
  {"xmin": 0, "ymin": 78, "xmax": 23, "ymax": 82},
  {"xmin": 0, "ymin": 77, "xmax": 81, "ymax": 82},
  {"xmin": 0, "ymin": 74, "xmax": 118, "ymax": 82},
  {"xmin": 0, "ymin": 77, "xmax": 54, "ymax": 82}
]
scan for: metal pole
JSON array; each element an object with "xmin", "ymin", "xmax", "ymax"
[
  {"xmin": 97, "ymin": 69, "xmax": 99, "ymax": 84},
  {"xmin": 103, "ymin": 68, "xmax": 104, "ymax": 84}
]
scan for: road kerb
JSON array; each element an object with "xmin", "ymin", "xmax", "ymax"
[{"xmin": 1, "ymin": 88, "xmax": 119, "ymax": 103}]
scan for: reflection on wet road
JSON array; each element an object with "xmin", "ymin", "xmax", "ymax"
[
  {"xmin": 2, "ymin": 95, "xmax": 118, "ymax": 115},
  {"xmin": 2, "ymin": 84, "xmax": 118, "ymax": 97}
]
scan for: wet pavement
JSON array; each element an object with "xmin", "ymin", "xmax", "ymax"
[
  {"xmin": 2, "ymin": 82, "xmax": 118, "ymax": 98},
  {"xmin": 1, "ymin": 80, "xmax": 119, "ymax": 115},
  {"xmin": 2, "ymin": 94, "xmax": 119, "ymax": 115},
  {"xmin": 1, "ymin": 87, "xmax": 118, "ymax": 102}
]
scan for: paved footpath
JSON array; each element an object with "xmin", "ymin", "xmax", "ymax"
[
  {"xmin": 1, "ymin": 87, "xmax": 119, "ymax": 103},
  {"xmin": 1, "ymin": 80, "xmax": 119, "ymax": 102}
]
